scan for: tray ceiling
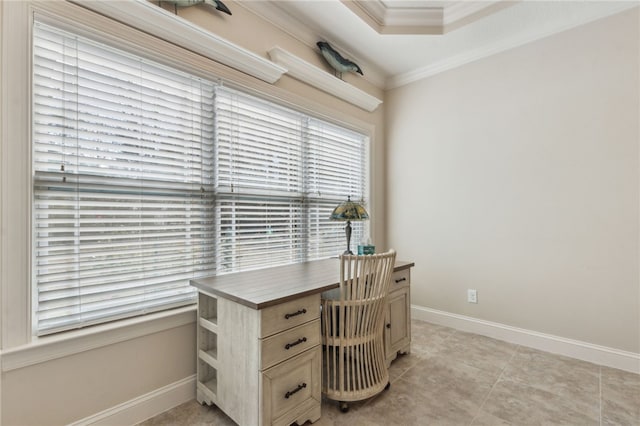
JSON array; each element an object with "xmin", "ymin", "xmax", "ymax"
[{"xmin": 238, "ymin": 1, "xmax": 638, "ymax": 89}]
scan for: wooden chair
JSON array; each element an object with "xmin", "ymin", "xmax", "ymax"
[{"xmin": 321, "ymin": 250, "xmax": 396, "ymax": 412}]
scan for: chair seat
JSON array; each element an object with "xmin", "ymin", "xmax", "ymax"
[{"xmin": 322, "ymin": 333, "xmax": 378, "ymax": 347}]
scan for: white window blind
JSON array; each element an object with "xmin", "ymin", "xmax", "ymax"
[
  {"xmin": 32, "ymin": 21, "xmax": 368, "ymax": 334},
  {"xmin": 306, "ymin": 118, "xmax": 367, "ymax": 259},
  {"xmin": 215, "ymin": 87, "xmax": 367, "ymax": 274},
  {"xmin": 32, "ymin": 22, "xmax": 216, "ymax": 335}
]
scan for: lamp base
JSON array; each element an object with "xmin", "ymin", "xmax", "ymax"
[{"xmin": 344, "ymin": 220, "xmax": 353, "ymax": 256}]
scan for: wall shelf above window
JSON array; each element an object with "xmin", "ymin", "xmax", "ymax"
[
  {"xmin": 70, "ymin": 0, "xmax": 286, "ymax": 84},
  {"xmin": 268, "ymin": 46, "xmax": 383, "ymax": 112}
]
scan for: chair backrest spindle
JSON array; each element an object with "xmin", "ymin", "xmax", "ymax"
[{"xmin": 321, "ymin": 249, "xmax": 397, "ymax": 406}]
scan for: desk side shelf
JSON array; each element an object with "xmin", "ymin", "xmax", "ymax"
[
  {"xmin": 197, "ymin": 292, "xmax": 219, "ymax": 405},
  {"xmin": 197, "ymin": 364, "xmax": 218, "ymax": 404}
]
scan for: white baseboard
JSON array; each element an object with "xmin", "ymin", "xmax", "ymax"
[
  {"xmin": 70, "ymin": 375, "xmax": 196, "ymax": 426},
  {"xmin": 412, "ymin": 305, "xmax": 640, "ymax": 374}
]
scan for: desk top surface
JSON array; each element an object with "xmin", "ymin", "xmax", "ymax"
[{"xmin": 190, "ymin": 258, "xmax": 414, "ymax": 310}]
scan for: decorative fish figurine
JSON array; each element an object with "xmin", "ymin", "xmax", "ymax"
[
  {"xmin": 161, "ymin": 0, "xmax": 232, "ymax": 16},
  {"xmin": 317, "ymin": 41, "xmax": 363, "ymax": 77}
]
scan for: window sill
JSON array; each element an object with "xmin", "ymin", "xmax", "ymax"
[
  {"xmin": 268, "ymin": 46, "xmax": 383, "ymax": 112},
  {"xmin": 1, "ymin": 305, "xmax": 196, "ymax": 372}
]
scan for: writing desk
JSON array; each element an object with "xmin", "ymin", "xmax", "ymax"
[{"xmin": 190, "ymin": 258, "xmax": 414, "ymax": 426}]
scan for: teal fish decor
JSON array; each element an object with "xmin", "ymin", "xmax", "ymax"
[{"xmin": 317, "ymin": 41, "xmax": 363, "ymax": 78}]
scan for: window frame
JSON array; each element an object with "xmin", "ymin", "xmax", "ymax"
[
  {"xmin": 31, "ymin": 20, "xmax": 221, "ymax": 335},
  {"xmin": 0, "ymin": 0, "xmax": 377, "ymax": 364}
]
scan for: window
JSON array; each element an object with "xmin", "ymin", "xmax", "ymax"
[
  {"xmin": 32, "ymin": 22, "xmax": 216, "ymax": 335},
  {"xmin": 305, "ymin": 117, "xmax": 368, "ymax": 259},
  {"xmin": 214, "ymin": 87, "xmax": 368, "ymax": 274},
  {"xmin": 32, "ymin": 22, "xmax": 368, "ymax": 335}
]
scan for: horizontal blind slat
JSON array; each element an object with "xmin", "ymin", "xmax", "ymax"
[{"xmin": 33, "ymin": 21, "xmax": 216, "ymax": 335}]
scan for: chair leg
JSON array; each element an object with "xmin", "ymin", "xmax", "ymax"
[{"xmin": 339, "ymin": 401, "xmax": 349, "ymax": 413}]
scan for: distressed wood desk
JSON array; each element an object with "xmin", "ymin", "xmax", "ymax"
[{"xmin": 190, "ymin": 258, "xmax": 414, "ymax": 426}]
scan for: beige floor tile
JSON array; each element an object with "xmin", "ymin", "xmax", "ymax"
[
  {"xmin": 398, "ymin": 353, "xmax": 499, "ymax": 408},
  {"xmin": 508, "ymin": 346, "xmax": 601, "ymax": 378},
  {"xmin": 388, "ymin": 351, "xmax": 427, "ymax": 382},
  {"xmin": 409, "ymin": 319, "xmax": 457, "ymax": 356},
  {"xmin": 601, "ymin": 366, "xmax": 640, "ymax": 426},
  {"xmin": 501, "ymin": 346, "xmax": 600, "ymax": 418},
  {"xmin": 138, "ymin": 400, "xmax": 235, "ymax": 426},
  {"xmin": 432, "ymin": 329, "xmax": 519, "ymax": 375},
  {"xmin": 478, "ymin": 378, "xmax": 600, "ymax": 425},
  {"xmin": 356, "ymin": 376, "xmax": 478, "ymax": 425},
  {"xmin": 386, "ymin": 319, "xmax": 455, "ymax": 382},
  {"xmin": 311, "ymin": 396, "xmax": 387, "ymax": 426},
  {"xmin": 470, "ymin": 409, "xmax": 512, "ymax": 425}
]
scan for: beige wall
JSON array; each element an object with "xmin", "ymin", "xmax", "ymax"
[
  {"xmin": 2, "ymin": 324, "xmax": 195, "ymax": 425},
  {"xmin": 0, "ymin": 1, "xmax": 386, "ymax": 425},
  {"xmin": 386, "ymin": 8, "xmax": 639, "ymax": 353}
]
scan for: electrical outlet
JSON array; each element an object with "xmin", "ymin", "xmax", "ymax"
[{"xmin": 467, "ymin": 289, "xmax": 478, "ymax": 303}]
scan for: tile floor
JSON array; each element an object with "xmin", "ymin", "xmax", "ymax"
[{"xmin": 138, "ymin": 319, "xmax": 640, "ymax": 426}]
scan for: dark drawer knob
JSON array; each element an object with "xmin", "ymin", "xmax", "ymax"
[
  {"xmin": 386, "ymin": 323, "xmax": 391, "ymax": 329},
  {"xmin": 395, "ymin": 277, "xmax": 407, "ymax": 283},
  {"xmin": 284, "ymin": 309, "xmax": 307, "ymax": 319},
  {"xmin": 285, "ymin": 337, "xmax": 307, "ymax": 350},
  {"xmin": 285, "ymin": 382, "xmax": 307, "ymax": 399}
]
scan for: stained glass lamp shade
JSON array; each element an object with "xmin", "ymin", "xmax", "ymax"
[{"xmin": 330, "ymin": 196, "xmax": 369, "ymax": 255}]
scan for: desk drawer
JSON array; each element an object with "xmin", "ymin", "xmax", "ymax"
[
  {"xmin": 391, "ymin": 268, "xmax": 410, "ymax": 290},
  {"xmin": 261, "ymin": 346, "xmax": 321, "ymax": 425},
  {"xmin": 261, "ymin": 294, "xmax": 320, "ymax": 338},
  {"xmin": 261, "ymin": 319, "xmax": 320, "ymax": 370}
]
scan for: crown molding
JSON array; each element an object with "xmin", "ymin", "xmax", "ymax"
[
  {"xmin": 351, "ymin": 0, "xmax": 444, "ymax": 27},
  {"xmin": 387, "ymin": 37, "xmax": 515, "ymax": 89},
  {"xmin": 341, "ymin": 0, "xmax": 443, "ymax": 34},
  {"xmin": 69, "ymin": 0, "xmax": 286, "ymax": 84},
  {"xmin": 443, "ymin": 1, "xmax": 507, "ymax": 25},
  {"xmin": 268, "ymin": 46, "xmax": 382, "ymax": 112},
  {"xmin": 387, "ymin": 1, "xmax": 639, "ymax": 89},
  {"xmin": 344, "ymin": 0, "xmax": 507, "ymax": 35}
]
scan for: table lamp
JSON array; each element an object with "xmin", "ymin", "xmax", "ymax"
[{"xmin": 330, "ymin": 196, "xmax": 369, "ymax": 255}]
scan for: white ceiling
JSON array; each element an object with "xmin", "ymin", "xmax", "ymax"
[{"xmin": 239, "ymin": 0, "xmax": 638, "ymax": 89}]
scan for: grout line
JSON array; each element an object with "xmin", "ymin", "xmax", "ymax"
[
  {"xmin": 391, "ymin": 360, "xmax": 414, "ymax": 382},
  {"xmin": 390, "ymin": 323, "xmax": 458, "ymax": 389},
  {"xmin": 469, "ymin": 344, "xmax": 521, "ymax": 426},
  {"xmin": 599, "ymin": 365, "xmax": 602, "ymax": 426}
]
